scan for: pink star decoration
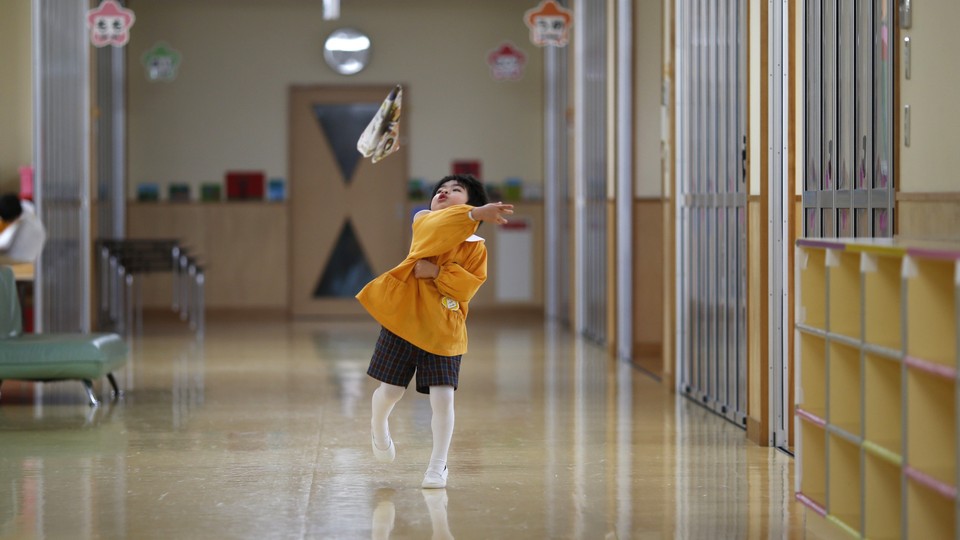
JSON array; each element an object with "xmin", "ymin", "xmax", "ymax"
[
  {"xmin": 487, "ymin": 42, "xmax": 527, "ymax": 81},
  {"xmin": 87, "ymin": 0, "xmax": 136, "ymax": 48}
]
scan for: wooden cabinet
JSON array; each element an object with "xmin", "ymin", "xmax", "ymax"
[
  {"xmin": 796, "ymin": 238, "xmax": 960, "ymax": 539},
  {"xmin": 127, "ymin": 202, "xmax": 289, "ymax": 310},
  {"xmin": 127, "ymin": 202, "xmax": 544, "ymax": 311}
]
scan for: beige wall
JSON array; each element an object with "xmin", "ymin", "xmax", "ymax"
[
  {"xmin": 128, "ymin": 0, "xmax": 543, "ymax": 199},
  {"xmin": 749, "ymin": 0, "xmax": 761, "ymax": 197},
  {"xmin": 899, "ymin": 1, "xmax": 960, "ymax": 193},
  {"xmin": 0, "ymin": 1, "xmax": 33, "ymax": 193},
  {"xmin": 634, "ymin": 0, "xmax": 663, "ymax": 198}
]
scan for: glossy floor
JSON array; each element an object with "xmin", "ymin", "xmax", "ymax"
[{"xmin": 0, "ymin": 313, "xmax": 818, "ymax": 539}]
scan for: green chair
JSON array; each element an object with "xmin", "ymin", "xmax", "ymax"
[{"xmin": 0, "ymin": 266, "xmax": 128, "ymax": 406}]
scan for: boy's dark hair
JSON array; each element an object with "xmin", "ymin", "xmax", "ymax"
[
  {"xmin": 432, "ymin": 174, "xmax": 489, "ymax": 208},
  {"xmin": 0, "ymin": 194, "xmax": 22, "ymax": 222}
]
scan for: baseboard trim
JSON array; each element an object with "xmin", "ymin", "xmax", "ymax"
[{"xmin": 632, "ymin": 342, "xmax": 662, "ymax": 358}]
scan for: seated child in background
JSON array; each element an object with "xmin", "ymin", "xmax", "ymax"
[{"xmin": 0, "ymin": 193, "xmax": 47, "ymax": 264}]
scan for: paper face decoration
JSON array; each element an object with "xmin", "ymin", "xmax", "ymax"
[
  {"xmin": 357, "ymin": 85, "xmax": 403, "ymax": 164},
  {"xmin": 524, "ymin": 0, "xmax": 573, "ymax": 47},
  {"xmin": 142, "ymin": 42, "xmax": 181, "ymax": 82},
  {"xmin": 87, "ymin": 0, "xmax": 136, "ymax": 48},
  {"xmin": 487, "ymin": 42, "xmax": 526, "ymax": 81}
]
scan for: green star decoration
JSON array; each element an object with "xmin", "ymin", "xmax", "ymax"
[{"xmin": 141, "ymin": 42, "xmax": 181, "ymax": 81}]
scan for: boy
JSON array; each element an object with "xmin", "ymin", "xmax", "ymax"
[{"xmin": 356, "ymin": 174, "xmax": 513, "ymax": 488}]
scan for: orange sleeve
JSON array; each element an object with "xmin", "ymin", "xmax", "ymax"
[{"xmin": 435, "ymin": 243, "xmax": 487, "ymax": 303}]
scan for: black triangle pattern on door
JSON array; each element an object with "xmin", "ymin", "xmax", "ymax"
[
  {"xmin": 314, "ymin": 219, "xmax": 375, "ymax": 298},
  {"xmin": 312, "ymin": 103, "xmax": 380, "ymax": 184}
]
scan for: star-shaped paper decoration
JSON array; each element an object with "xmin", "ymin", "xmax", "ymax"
[
  {"xmin": 142, "ymin": 42, "xmax": 182, "ymax": 82},
  {"xmin": 487, "ymin": 42, "xmax": 527, "ymax": 81},
  {"xmin": 87, "ymin": 0, "xmax": 136, "ymax": 48},
  {"xmin": 524, "ymin": 0, "xmax": 574, "ymax": 48}
]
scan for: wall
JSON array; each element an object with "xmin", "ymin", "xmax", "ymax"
[
  {"xmin": 634, "ymin": 0, "xmax": 663, "ymax": 199},
  {"xmin": 127, "ymin": 0, "xmax": 543, "ymax": 199},
  {"xmin": 0, "ymin": 1, "xmax": 33, "ymax": 193},
  {"xmin": 897, "ymin": 1, "xmax": 960, "ymax": 239},
  {"xmin": 898, "ymin": 1, "xmax": 960, "ymax": 194},
  {"xmin": 632, "ymin": 0, "xmax": 665, "ymax": 366}
]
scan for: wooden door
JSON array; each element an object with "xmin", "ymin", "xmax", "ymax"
[{"xmin": 289, "ymin": 86, "xmax": 407, "ymax": 316}]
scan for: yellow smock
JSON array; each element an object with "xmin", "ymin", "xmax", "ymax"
[{"xmin": 356, "ymin": 204, "xmax": 487, "ymax": 356}]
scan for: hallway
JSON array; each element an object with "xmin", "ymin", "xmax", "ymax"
[{"xmin": 0, "ymin": 313, "xmax": 811, "ymax": 539}]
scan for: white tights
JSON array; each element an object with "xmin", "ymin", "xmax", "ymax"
[
  {"xmin": 371, "ymin": 382, "xmax": 455, "ymax": 474},
  {"xmin": 427, "ymin": 385, "xmax": 455, "ymax": 474}
]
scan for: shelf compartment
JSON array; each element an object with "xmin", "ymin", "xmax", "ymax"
[
  {"xmin": 799, "ymin": 333, "xmax": 827, "ymax": 420},
  {"xmin": 906, "ymin": 368, "xmax": 957, "ymax": 487},
  {"xmin": 829, "ymin": 340, "xmax": 862, "ymax": 436},
  {"xmin": 827, "ymin": 434, "xmax": 862, "ymax": 535},
  {"xmin": 799, "ymin": 247, "xmax": 827, "ymax": 330},
  {"xmin": 828, "ymin": 250, "xmax": 861, "ymax": 339},
  {"xmin": 907, "ymin": 472, "xmax": 957, "ymax": 539},
  {"xmin": 799, "ymin": 419, "xmax": 827, "ymax": 510},
  {"xmin": 864, "ymin": 449, "xmax": 902, "ymax": 540},
  {"xmin": 864, "ymin": 353, "xmax": 902, "ymax": 453},
  {"xmin": 863, "ymin": 253, "xmax": 903, "ymax": 351},
  {"xmin": 905, "ymin": 257, "xmax": 957, "ymax": 368}
]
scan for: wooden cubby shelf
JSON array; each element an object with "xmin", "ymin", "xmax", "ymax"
[
  {"xmin": 798, "ymin": 246, "xmax": 827, "ymax": 331},
  {"xmin": 796, "ymin": 238, "xmax": 960, "ymax": 540},
  {"xmin": 864, "ymin": 450, "xmax": 902, "ymax": 540},
  {"xmin": 828, "ymin": 434, "xmax": 862, "ymax": 535},
  {"xmin": 906, "ymin": 257, "xmax": 957, "ymax": 368},
  {"xmin": 864, "ymin": 353, "xmax": 902, "ymax": 455},
  {"xmin": 861, "ymin": 251, "xmax": 903, "ymax": 351},
  {"xmin": 798, "ymin": 333, "xmax": 827, "ymax": 420},
  {"xmin": 907, "ymin": 473, "xmax": 957, "ymax": 539},
  {"xmin": 906, "ymin": 367, "xmax": 957, "ymax": 488},
  {"xmin": 798, "ymin": 419, "xmax": 827, "ymax": 511},
  {"xmin": 828, "ymin": 340, "xmax": 861, "ymax": 436},
  {"xmin": 828, "ymin": 250, "xmax": 861, "ymax": 340}
]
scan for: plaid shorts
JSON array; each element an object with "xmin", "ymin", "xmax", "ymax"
[{"xmin": 367, "ymin": 327, "xmax": 462, "ymax": 394}]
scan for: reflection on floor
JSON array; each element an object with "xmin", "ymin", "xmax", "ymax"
[{"xmin": 0, "ymin": 312, "xmax": 818, "ymax": 539}]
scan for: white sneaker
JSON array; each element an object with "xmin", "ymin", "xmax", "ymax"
[
  {"xmin": 421, "ymin": 466, "xmax": 448, "ymax": 489},
  {"xmin": 372, "ymin": 434, "xmax": 396, "ymax": 463}
]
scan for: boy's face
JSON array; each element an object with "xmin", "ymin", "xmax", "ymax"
[{"xmin": 431, "ymin": 180, "xmax": 470, "ymax": 211}]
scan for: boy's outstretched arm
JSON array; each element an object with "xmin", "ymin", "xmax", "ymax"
[{"xmin": 469, "ymin": 202, "xmax": 514, "ymax": 224}]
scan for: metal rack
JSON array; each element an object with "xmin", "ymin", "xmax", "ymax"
[{"xmin": 97, "ymin": 239, "xmax": 205, "ymax": 337}]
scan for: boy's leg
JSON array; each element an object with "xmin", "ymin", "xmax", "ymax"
[
  {"xmin": 372, "ymin": 382, "xmax": 405, "ymax": 450},
  {"xmin": 425, "ymin": 385, "xmax": 455, "ymax": 480}
]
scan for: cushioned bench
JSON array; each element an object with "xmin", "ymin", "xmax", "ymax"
[{"xmin": 0, "ymin": 266, "xmax": 128, "ymax": 406}]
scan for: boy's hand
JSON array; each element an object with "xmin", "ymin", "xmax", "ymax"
[
  {"xmin": 472, "ymin": 202, "xmax": 514, "ymax": 224},
  {"xmin": 414, "ymin": 259, "xmax": 439, "ymax": 279}
]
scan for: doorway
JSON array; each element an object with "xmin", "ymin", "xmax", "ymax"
[{"xmin": 288, "ymin": 85, "xmax": 407, "ymax": 316}]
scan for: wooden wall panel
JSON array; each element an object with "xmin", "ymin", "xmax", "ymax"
[
  {"xmin": 633, "ymin": 199, "xmax": 664, "ymax": 360},
  {"xmin": 747, "ymin": 199, "xmax": 763, "ymax": 440},
  {"xmin": 898, "ymin": 195, "xmax": 960, "ymax": 240},
  {"xmin": 126, "ymin": 202, "xmax": 545, "ymax": 312},
  {"xmin": 127, "ymin": 202, "xmax": 288, "ymax": 310}
]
